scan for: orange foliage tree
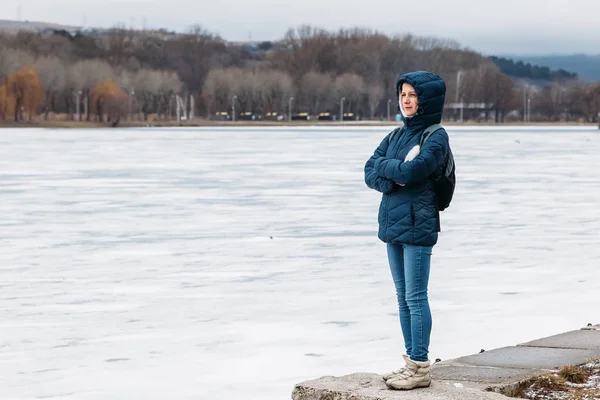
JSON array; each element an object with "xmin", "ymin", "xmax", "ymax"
[
  {"xmin": 5, "ymin": 67, "xmax": 43, "ymax": 121},
  {"xmin": 0, "ymin": 81, "xmax": 12, "ymax": 120},
  {"xmin": 90, "ymin": 79, "xmax": 127, "ymax": 126}
]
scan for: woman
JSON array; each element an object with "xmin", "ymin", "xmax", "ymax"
[{"xmin": 364, "ymin": 71, "xmax": 449, "ymax": 390}]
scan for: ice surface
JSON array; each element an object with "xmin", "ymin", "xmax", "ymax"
[{"xmin": 1, "ymin": 126, "xmax": 599, "ymax": 399}]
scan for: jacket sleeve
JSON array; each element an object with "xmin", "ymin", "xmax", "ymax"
[
  {"xmin": 374, "ymin": 129, "xmax": 449, "ymax": 186},
  {"xmin": 364, "ymin": 134, "xmax": 396, "ymax": 194}
]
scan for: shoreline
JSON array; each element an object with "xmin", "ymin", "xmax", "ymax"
[
  {"xmin": 1, "ymin": 119, "xmax": 598, "ymax": 129},
  {"xmin": 293, "ymin": 324, "xmax": 600, "ymax": 400}
]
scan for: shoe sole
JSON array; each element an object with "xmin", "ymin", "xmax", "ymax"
[{"xmin": 386, "ymin": 380, "xmax": 431, "ymax": 390}]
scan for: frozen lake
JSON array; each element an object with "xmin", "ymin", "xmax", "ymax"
[{"xmin": 1, "ymin": 125, "xmax": 599, "ymax": 400}]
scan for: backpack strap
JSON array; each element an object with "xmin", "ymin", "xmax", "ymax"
[
  {"xmin": 420, "ymin": 124, "xmax": 453, "ymax": 173},
  {"xmin": 387, "ymin": 127, "xmax": 402, "ymax": 143},
  {"xmin": 419, "ymin": 123, "xmax": 445, "ymax": 232},
  {"xmin": 419, "ymin": 124, "xmax": 444, "ymax": 146}
]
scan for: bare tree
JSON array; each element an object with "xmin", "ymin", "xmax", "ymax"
[
  {"xmin": 133, "ymin": 69, "xmax": 161, "ymax": 120},
  {"xmin": 0, "ymin": 48, "xmax": 35, "ymax": 79},
  {"xmin": 104, "ymin": 25, "xmax": 135, "ymax": 68},
  {"xmin": 335, "ymin": 73, "xmax": 366, "ymax": 116},
  {"xmin": 243, "ymin": 69, "xmax": 265, "ymax": 115},
  {"xmin": 261, "ymin": 69, "xmax": 294, "ymax": 115},
  {"xmin": 65, "ymin": 62, "xmax": 86, "ymax": 120},
  {"xmin": 274, "ymin": 25, "xmax": 334, "ymax": 81},
  {"xmin": 67, "ymin": 59, "xmax": 115, "ymax": 121},
  {"xmin": 116, "ymin": 69, "xmax": 137, "ymax": 119},
  {"xmin": 492, "ymin": 73, "xmax": 517, "ymax": 123},
  {"xmin": 223, "ymin": 68, "xmax": 252, "ymax": 114},
  {"xmin": 462, "ymin": 64, "xmax": 495, "ymax": 121},
  {"xmin": 155, "ymin": 70, "xmax": 182, "ymax": 120},
  {"xmin": 566, "ymin": 82, "xmax": 600, "ymax": 122},
  {"xmin": 35, "ymin": 56, "xmax": 66, "ymax": 119},
  {"xmin": 367, "ymin": 83, "xmax": 384, "ymax": 119},
  {"xmin": 300, "ymin": 71, "xmax": 334, "ymax": 115},
  {"xmin": 166, "ymin": 25, "xmax": 225, "ymax": 95},
  {"xmin": 203, "ymin": 68, "xmax": 235, "ymax": 117}
]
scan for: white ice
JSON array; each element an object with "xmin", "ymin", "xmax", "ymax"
[{"xmin": 0, "ymin": 126, "xmax": 599, "ymax": 400}]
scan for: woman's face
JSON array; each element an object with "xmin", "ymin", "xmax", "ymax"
[{"xmin": 399, "ymin": 82, "xmax": 418, "ymax": 117}]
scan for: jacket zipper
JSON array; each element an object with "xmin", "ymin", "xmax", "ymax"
[{"xmin": 383, "ymin": 129, "xmax": 401, "ymax": 239}]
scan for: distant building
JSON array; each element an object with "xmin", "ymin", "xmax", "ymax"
[
  {"xmin": 444, "ymin": 102, "xmax": 487, "ymax": 110},
  {"xmin": 238, "ymin": 112, "xmax": 255, "ymax": 121},
  {"xmin": 212, "ymin": 111, "xmax": 230, "ymax": 121},
  {"xmin": 264, "ymin": 112, "xmax": 282, "ymax": 121},
  {"xmin": 342, "ymin": 112, "xmax": 359, "ymax": 121},
  {"xmin": 318, "ymin": 112, "xmax": 334, "ymax": 121},
  {"xmin": 291, "ymin": 112, "xmax": 310, "ymax": 121}
]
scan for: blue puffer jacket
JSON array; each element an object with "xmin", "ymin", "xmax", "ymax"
[{"xmin": 364, "ymin": 71, "xmax": 449, "ymax": 246}]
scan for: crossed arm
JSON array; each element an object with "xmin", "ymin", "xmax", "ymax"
[
  {"xmin": 373, "ymin": 131, "xmax": 449, "ymax": 186},
  {"xmin": 364, "ymin": 135, "xmax": 396, "ymax": 194}
]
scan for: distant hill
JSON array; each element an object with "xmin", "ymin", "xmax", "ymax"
[
  {"xmin": 0, "ymin": 19, "xmax": 81, "ymax": 33},
  {"xmin": 489, "ymin": 56, "xmax": 578, "ymax": 82},
  {"xmin": 500, "ymin": 54, "xmax": 600, "ymax": 82}
]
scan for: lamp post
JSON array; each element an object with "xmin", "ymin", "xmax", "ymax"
[
  {"xmin": 456, "ymin": 70, "xmax": 464, "ymax": 103},
  {"xmin": 128, "ymin": 89, "xmax": 135, "ymax": 121},
  {"xmin": 83, "ymin": 91, "xmax": 88, "ymax": 120},
  {"xmin": 387, "ymin": 98, "xmax": 391, "ymax": 121},
  {"xmin": 76, "ymin": 90, "xmax": 82, "ymax": 121},
  {"xmin": 288, "ymin": 96, "xmax": 294, "ymax": 122},
  {"xmin": 340, "ymin": 97, "xmax": 345, "ymax": 122},
  {"xmin": 231, "ymin": 95, "xmax": 237, "ymax": 122},
  {"xmin": 523, "ymin": 88, "xmax": 527, "ymax": 122},
  {"xmin": 170, "ymin": 94, "xmax": 175, "ymax": 120},
  {"xmin": 190, "ymin": 95, "xmax": 195, "ymax": 121},
  {"xmin": 456, "ymin": 69, "xmax": 463, "ymax": 122}
]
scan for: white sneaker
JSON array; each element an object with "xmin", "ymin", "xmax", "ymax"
[{"xmin": 386, "ymin": 358, "xmax": 431, "ymax": 390}]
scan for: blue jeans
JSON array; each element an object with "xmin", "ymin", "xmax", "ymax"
[{"xmin": 386, "ymin": 243, "xmax": 433, "ymax": 362}]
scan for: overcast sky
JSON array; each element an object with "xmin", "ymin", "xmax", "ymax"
[{"xmin": 3, "ymin": 0, "xmax": 600, "ymax": 55}]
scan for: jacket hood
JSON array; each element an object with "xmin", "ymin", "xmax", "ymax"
[{"xmin": 396, "ymin": 71, "xmax": 446, "ymax": 131}]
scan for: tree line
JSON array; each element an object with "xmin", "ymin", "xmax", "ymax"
[
  {"xmin": 489, "ymin": 56, "xmax": 577, "ymax": 81},
  {"xmin": 1, "ymin": 25, "xmax": 599, "ymax": 124}
]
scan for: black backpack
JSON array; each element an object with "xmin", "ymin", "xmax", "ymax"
[{"xmin": 419, "ymin": 124, "xmax": 455, "ymax": 212}]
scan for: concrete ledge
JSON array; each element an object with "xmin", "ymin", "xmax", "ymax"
[
  {"xmin": 292, "ymin": 325, "xmax": 600, "ymax": 399},
  {"xmin": 519, "ymin": 329, "xmax": 600, "ymax": 350},
  {"xmin": 431, "ymin": 362, "xmax": 536, "ymax": 384},
  {"xmin": 292, "ymin": 373, "xmax": 509, "ymax": 400},
  {"xmin": 451, "ymin": 346, "xmax": 599, "ymax": 370}
]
